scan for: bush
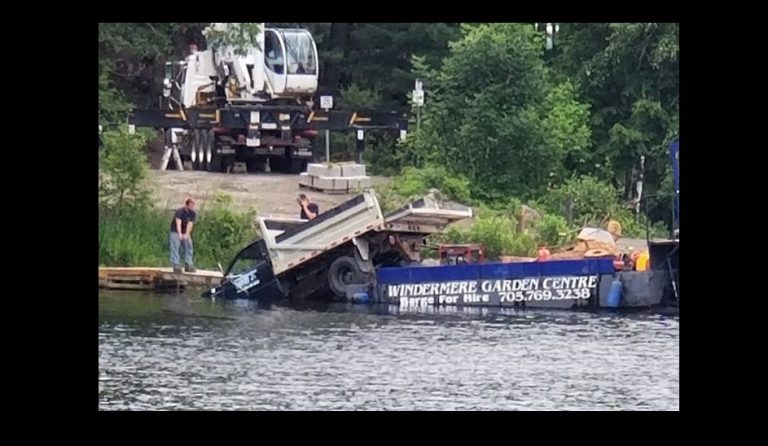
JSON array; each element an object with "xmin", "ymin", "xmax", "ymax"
[
  {"xmin": 469, "ymin": 216, "xmax": 536, "ymax": 259},
  {"xmin": 99, "ymin": 127, "xmax": 151, "ymax": 212},
  {"xmin": 534, "ymin": 214, "xmax": 572, "ymax": 248},
  {"xmin": 432, "ymin": 214, "xmax": 536, "ymax": 260},
  {"xmin": 373, "ymin": 183, "xmax": 408, "ymax": 215},
  {"xmin": 393, "ymin": 165, "xmax": 472, "ymax": 204},
  {"xmin": 99, "ymin": 206, "xmax": 168, "ymax": 267},
  {"xmin": 375, "ymin": 167, "xmax": 674, "ymax": 264},
  {"xmin": 194, "ymin": 194, "xmax": 258, "ymax": 267},
  {"xmin": 365, "ymin": 133, "xmax": 405, "ymax": 176},
  {"xmin": 373, "ymin": 165, "xmax": 473, "ymax": 215},
  {"xmin": 616, "ymin": 209, "xmax": 670, "ymax": 239},
  {"xmin": 541, "ymin": 175, "xmax": 620, "ymax": 225},
  {"xmin": 99, "ymin": 194, "xmax": 257, "ymax": 269}
]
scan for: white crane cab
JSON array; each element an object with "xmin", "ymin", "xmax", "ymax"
[
  {"xmin": 170, "ymin": 23, "xmax": 319, "ymax": 108},
  {"xmin": 264, "ymin": 28, "xmax": 318, "ymax": 100}
]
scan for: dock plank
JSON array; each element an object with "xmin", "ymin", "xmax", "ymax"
[
  {"xmin": 102, "ymin": 282, "xmax": 155, "ymax": 290},
  {"xmin": 99, "ymin": 267, "xmax": 224, "ymax": 291}
]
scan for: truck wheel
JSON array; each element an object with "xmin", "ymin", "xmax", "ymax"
[
  {"xmin": 190, "ymin": 130, "xmax": 199, "ymax": 169},
  {"xmin": 204, "ymin": 129, "xmax": 214, "ymax": 169},
  {"xmin": 197, "ymin": 130, "xmax": 205, "ymax": 170},
  {"xmin": 222, "ymin": 155, "xmax": 235, "ymax": 173},
  {"xmin": 207, "ymin": 154, "xmax": 222, "ymax": 172},
  {"xmin": 327, "ymin": 255, "xmax": 366, "ymax": 299},
  {"xmin": 289, "ymin": 158, "xmax": 308, "ymax": 174},
  {"xmin": 270, "ymin": 157, "xmax": 285, "ymax": 172}
]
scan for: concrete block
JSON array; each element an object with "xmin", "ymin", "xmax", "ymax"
[
  {"xmin": 313, "ymin": 177, "xmax": 347, "ymax": 191},
  {"xmin": 339, "ymin": 163, "xmax": 366, "ymax": 177},
  {"xmin": 306, "ymin": 163, "xmax": 323, "ymax": 176},
  {"xmin": 344, "ymin": 178, "xmax": 359, "ymax": 191},
  {"xmin": 344, "ymin": 176, "xmax": 371, "ymax": 190},
  {"xmin": 298, "ymin": 172, "xmax": 312, "ymax": 187},
  {"xmin": 307, "ymin": 163, "xmax": 341, "ymax": 177}
]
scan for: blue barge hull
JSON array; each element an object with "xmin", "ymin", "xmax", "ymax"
[{"xmin": 374, "ymin": 259, "xmax": 675, "ymax": 311}]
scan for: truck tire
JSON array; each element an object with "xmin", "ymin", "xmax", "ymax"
[
  {"xmin": 197, "ymin": 130, "xmax": 205, "ymax": 170},
  {"xmin": 204, "ymin": 129, "xmax": 214, "ymax": 169},
  {"xmin": 289, "ymin": 158, "xmax": 308, "ymax": 174},
  {"xmin": 207, "ymin": 154, "xmax": 222, "ymax": 172},
  {"xmin": 222, "ymin": 155, "xmax": 235, "ymax": 173},
  {"xmin": 205, "ymin": 130, "xmax": 222, "ymax": 172},
  {"xmin": 327, "ymin": 255, "xmax": 366, "ymax": 299},
  {"xmin": 191, "ymin": 129, "xmax": 200, "ymax": 170}
]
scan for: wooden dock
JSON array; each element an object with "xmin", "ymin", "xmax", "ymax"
[{"xmin": 99, "ymin": 267, "xmax": 223, "ymax": 291}]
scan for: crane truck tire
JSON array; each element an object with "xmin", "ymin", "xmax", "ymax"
[
  {"xmin": 190, "ymin": 130, "xmax": 199, "ymax": 168},
  {"xmin": 327, "ymin": 255, "xmax": 366, "ymax": 298},
  {"xmin": 205, "ymin": 129, "xmax": 222, "ymax": 172},
  {"xmin": 197, "ymin": 130, "xmax": 205, "ymax": 170},
  {"xmin": 204, "ymin": 129, "xmax": 213, "ymax": 168},
  {"xmin": 290, "ymin": 158, "xmax": 307, "ymax": 174}
]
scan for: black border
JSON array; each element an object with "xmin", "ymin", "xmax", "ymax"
[{"xmin": 38, "ymin": 7, "xmax": 723, "ymax": 423}]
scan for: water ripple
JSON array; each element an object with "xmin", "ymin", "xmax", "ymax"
[{"xmin": 99, "ymin": 292, "xmax": 678, "ymax": 410}]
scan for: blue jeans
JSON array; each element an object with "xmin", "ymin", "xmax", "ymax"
[{"xmin": 170, "ymin": 232, "xmax": 193, "ymax": 267}]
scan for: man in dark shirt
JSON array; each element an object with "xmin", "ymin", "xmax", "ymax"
[
  {"xmin": 298, "ymin": 194, "xmax": 319, "ymax": 220},
  {"xmin": 170, "ymin": 198, "xmax": 197, "ymax": 273}
]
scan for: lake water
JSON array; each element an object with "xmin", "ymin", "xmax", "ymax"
[{"xmin": 99, "ymin": 290, "xmax": 679, "ymax": 410}]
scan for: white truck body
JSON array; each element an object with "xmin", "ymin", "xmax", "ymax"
[
  {"xmin": 258, "ymin": 190, "xmax": 472, "ymax": 276},
  {"xmin": 206, "ymin": 189, "xmax": 472, "ymax": 301}
]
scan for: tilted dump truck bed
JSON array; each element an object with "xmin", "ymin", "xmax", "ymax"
[
  {"xmin": 257, "ymin": 190, "xmax": 472, "ymax": 276},
  {"xmin": 383, "ymin": 194, "xmax": 473, "ymax": 234}
]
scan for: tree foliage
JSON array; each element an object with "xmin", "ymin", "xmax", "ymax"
[
  {"xmin": 98, "ymin": 22, "xmax": 679, "ymax": 231},
  {"xmin": 99, "ymin": 23, "xmax": 204, "ymax": 114},
  {"xmin": 406, "ymin": 24, "xmax": 593, "ymax": 201},
  {"xmin": 554, "ymin": 23, "xmax": 679, "ymax": 221},
  {"xmin": 204, "ymin": 23, "xmax": 262, "ymax": 55},
  {"xmin": 99, "ymin": 128, "xmax": 151, "ymax": 211}
]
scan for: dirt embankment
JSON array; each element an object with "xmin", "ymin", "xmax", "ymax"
[{"xmin": 148, "ymin": 170, "xmax": 390, "ymax": 218}]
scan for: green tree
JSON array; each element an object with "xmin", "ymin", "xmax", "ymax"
[
  {"xmin": 194, "ymin": 194, "xmax": 258, "ymax": 266},
  {"xmin": 412, "ymin": 23, "xmax": 592, "ymax": 200},
  {"xmin": 327, "ymin": 83, "xmax": 384, "ymax": 162},
  {"xmin": 99, "ymin": 71, "xmax": 130, "ymax": 126},
  {"xmin": 204, "ymin": 23, "xmax": 262, "ymax": 55},
  {"xmin": 99, "ymin": 128, "xmax": 151, "ymax": 211},
  {"xmin": 538, "ymin": 81, "xmax": 592, "ymax": 183},
  {"xmin": 270, "ymin": 23, "xmax": 459, "ymax": 112},
  {"xmin": 541, "ymin": 175, "xmax": 621, "ymax": 226},
  {"xmin": 554, "ymin": 23, "xmax": 679, "ymax": 222},
  {"xmin": 98, "ymin": 22, "xmax": 206, "ymax": 120}
]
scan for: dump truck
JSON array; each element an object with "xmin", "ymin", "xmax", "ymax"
[{"xmin": 203, "ymin": 190, "xmax": 473, "ymax": 301}]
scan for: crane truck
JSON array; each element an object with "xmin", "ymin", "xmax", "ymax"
[{"xmin": 127, "ymin": 23, "xmax": 408, "ymax": 173}]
